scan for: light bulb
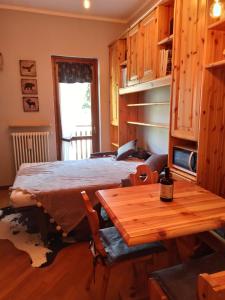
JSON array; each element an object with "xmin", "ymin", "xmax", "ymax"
[
  {"xmin": 210, "ymin": 0, "xmax": 223, "ymax": 18},
  {"xmin": 83, "ymin": 0, "xmax": 91, "ymax": 9}
]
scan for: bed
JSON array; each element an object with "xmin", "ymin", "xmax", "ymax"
[{"xmin": 10, "ymin": 157, "xmax": 143, "ymax": 235}]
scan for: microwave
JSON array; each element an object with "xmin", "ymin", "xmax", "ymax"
[{"xmin": 173, "ymin": 146, "xmax": 197, "ymax": 175}]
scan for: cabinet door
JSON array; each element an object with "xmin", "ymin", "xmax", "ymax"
[
  {"xmin": 127, "ymin": 25, "xmax": 139, "ymax": 86},
  {"xmin": 109, "ymin": 40, "xmax": 126, "ymax": 126},
  {"xmin": 171, "ymin": 0, "xmax": 206, "ymax": 141},
  {"xmin": 139, "ymin": 10, "xmax": 158, "ymax": 82}
]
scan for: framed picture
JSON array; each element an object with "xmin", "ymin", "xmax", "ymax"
[
  {"xmin": 20, "ymin": 60, "xmax": 37, "ymax": 77},
  {"xmin": 21, "ymin": 79, "xmax": 38, "ymax": 94},
  {"xmin": 23, "ymin": 97, "xmax": 39, "ymax": 112}
]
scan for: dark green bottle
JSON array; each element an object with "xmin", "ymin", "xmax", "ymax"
[{"xmin": 160, "ymin": 167, "xmax": 174, "ymax": 202}]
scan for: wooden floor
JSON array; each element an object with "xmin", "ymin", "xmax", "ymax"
[
  {"xmin": 0, "ymin": 189, "xmax": 10, "ymax": 209},
  {"xmin": 0, "ymin": 190, "xmax": 168, "ymax": 300},
  {"xmin": 0, "ymin": 239, "xmax": 155, "ymax": 300}
]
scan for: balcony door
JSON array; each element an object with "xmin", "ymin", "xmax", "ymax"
[{"xmin": 52, "ymin": 56, "xmax": 99, "ymax": 160}]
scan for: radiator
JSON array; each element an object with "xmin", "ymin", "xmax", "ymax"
[{"xmin": 12, "ymin": 132, "xmax": 50, "ymax": 171}]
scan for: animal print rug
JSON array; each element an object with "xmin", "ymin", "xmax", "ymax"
[{"xmin": 0, "ymin": 208, "xmax": 75, "ymax": 267}]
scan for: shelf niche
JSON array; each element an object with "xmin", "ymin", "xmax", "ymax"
[
  {"xmin": 119, "ymin": 86, "xmax": 171, "ymax": 154},
  {"xmin": 158, "ymin": 34, "xmax": 173, "ymax": 46}
]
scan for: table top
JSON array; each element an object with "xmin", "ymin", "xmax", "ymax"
[{"xmin": 96, "ymin": 181, "xmax": 225, "ymax": 246}]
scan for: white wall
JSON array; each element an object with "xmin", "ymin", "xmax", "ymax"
[{"xmin": 0, "ymin": 9, "xmax": 125, "ymax": 186}]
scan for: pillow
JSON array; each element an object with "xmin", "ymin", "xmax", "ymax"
[
  {"xmin": 132, "ymin": 149, "xmax": 151, "ymax": 160},
  {"xmin": 145, "ymin": 154, "xmax": 168, "ymax": 174},
  {"xmin": 116, "ymin": 140, "xmax": 137, "ymax": 161}
]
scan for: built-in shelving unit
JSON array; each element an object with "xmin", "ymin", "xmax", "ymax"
[
  {"xmin": 119, "ymin": 75, "xmax": 171, "ymax": 95},
  {"xmin": 205, "ymin": 59, "xmax": 225, "ymax": 69},
  {"xmin": 127, "ymin": 121, "xmax": 169, "ymax": 129},
  {"xmin": 127, "ymin": 102, "xmax": 169, "ymax": 107},
  {"xmin": 109, "ymin": 0, "xmax": 173, "ymax": 152},
  {"xmin": 158, "ymin": 34, "xmax": 173, "ymax": 46}
]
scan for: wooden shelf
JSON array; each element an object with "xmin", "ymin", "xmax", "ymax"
[
  {"xmin": 208, "ymin": 19, "xmax": 225, "ymax": 31},
  {"xmin": 127, "ymin": 102, "xmax": 169, "ymax": 107},
  {"xmin": 119, "ymin": 75, "xmax": 171, "ymax": 95},
  {"xmin": 110, "ymin": 122, "xmax": 119, "ymax": 127},
  {"xmin": 170, "ymin": 166, "xmax": 197, "ymax": 182},
  {"xmin": 111, "ymin": 142, "xmax": 119, "ymax": 148},
  {"xmin": 158, "ymin": 34, "xmax": 173, "ymax": 46},
  {"xmin": 127, "ymin": 121, "xmax": 169, "ymax": 129},
  {"xmin": 205, "ymin": 59, "xmax": 225, "ymax": 69},
  {"xmin": 158, "ymin": 0, "xmax": 174, "ymax": 5},
  {"xmin": 120, "ymin": 60, "xmax": 127, "ymax": 67}
]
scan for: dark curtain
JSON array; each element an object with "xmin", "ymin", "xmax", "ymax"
[{"xmin": 58, "ymin": 62, "xmax": 93, "ymax": 83}]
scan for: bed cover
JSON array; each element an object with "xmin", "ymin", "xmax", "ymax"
[{"xmin": 10, "ymin": 157, "xmax": 142, "ymax": 234}]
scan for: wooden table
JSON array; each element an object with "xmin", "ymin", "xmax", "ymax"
[{"xmin": 96, "ymin": 181, "xmax": 225, "ymax": 246}]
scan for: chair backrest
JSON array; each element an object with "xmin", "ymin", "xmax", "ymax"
[
  {"xmin": 198, "ymin": 271, "xmax": 225, "ymax": 300},
  {"xmin": 130, "ymin": 164, "xmax": 159, "ymax": 186},
  {"xmin": 149, "ymin": 271, "xmax": 225, "ymax": 300},
  {"xmin": 81, "ymin": 191, "xmax": 107, "ymax": 257}
]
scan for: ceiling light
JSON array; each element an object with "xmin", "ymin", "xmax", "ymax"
[
  {"xmin": 210, "ymin": 0, "xmax": 224, "ymax": 18},
  {"xmin": 83, "ymin": 0, "xmax": 91, "ymax": 9}
]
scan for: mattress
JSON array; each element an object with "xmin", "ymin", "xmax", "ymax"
[
  {"xmin": 10, "ymin": 190, "xmax": 36, "ymax": 207},
  {"xmin": 10, "ymin": 157, "xmax": 143, "ymax": 233}
]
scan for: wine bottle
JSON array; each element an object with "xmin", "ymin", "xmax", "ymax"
[{"xmin": 160, "ymin": 167, "xmax": 174, "ymax": 202}]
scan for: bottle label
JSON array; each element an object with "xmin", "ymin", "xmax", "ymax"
[{"xmin": 160, "ymin": 184, "xmax": 173, "ymax": 200}]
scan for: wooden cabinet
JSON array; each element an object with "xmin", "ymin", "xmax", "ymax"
[
  {"xmin": 139, "ymin": 10, "xmax": 158, "ymax": 82},
  {"xmin": 126, "ymin": 1, "xmax": 174, "ymax": 91},
  {"xmin": 109, "ymin": 40, "xmax": 126, "ymax": 126},
  {"xmin": 109, "ymin": 40, "xmax": 126, "ymax": 150},
  {"xmin": 171, "ymin": 0, "xmax": 206, "ymax": 141},
  {"xmin": 127, "ymin": 25, "xmax": 139, "ymax": 86},
  {"xmin": 197, "ymin": 1, "xmax": 225, "ymax": 197}
]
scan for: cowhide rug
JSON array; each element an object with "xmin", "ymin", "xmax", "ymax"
[{"xmin": 0, "ymin": 208, "xmax": 76, "ymax": 268}]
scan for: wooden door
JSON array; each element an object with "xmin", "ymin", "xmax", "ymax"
[
  {"xmin": 139, "ymin": 10, "xmax": 158, "ymax": 82},
  {"xmin": 109, "ymin": 40, "xmax": 126, "ymax": 126},
  {"xmin": 127, "ymin": 25, "xmax": 139, "ymax": 86},
  {"xmin": 171, "ymin": 0, "xmax": 206, "ymax": 141}
]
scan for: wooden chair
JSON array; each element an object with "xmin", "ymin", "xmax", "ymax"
[
  {"xmin": 148, "ymin": 252, "xmax": 225, "ymax": 300},
  {"xmin": 101, "ymin": 164, "xmax": 159, "ymax": 226},
  {"xmin": 129, "ymin": 164, "xmax": 159, "ymax": 186},
  {"xmin": 81, "ymin": 191, "xmax": 166, "ymax": 300}
]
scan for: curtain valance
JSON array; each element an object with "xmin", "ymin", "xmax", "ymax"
[{"xmin": 58, "ymin": 62, "xmax": 93, "ymax": 83}]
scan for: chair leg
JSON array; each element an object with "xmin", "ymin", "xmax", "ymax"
[
  {"xmin": 86, "ymin": 262, "xmax": 98, "ymax": 291},
  {"xmin": 86, "ymin": 270, "xmax": 94, "ymax": 291},
  {"xmin": 130, "ymin": 262, "xmax": 138, "ymax": 296},
  {"xmin": 101, "ymin": 266, "xmax": 111, "ymax": 300}
]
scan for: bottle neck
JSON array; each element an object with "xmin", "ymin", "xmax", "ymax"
[{"xmin": 165, "ymin": 167, "xmax": 170, "ymax": 179}]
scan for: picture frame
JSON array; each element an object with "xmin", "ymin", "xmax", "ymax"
[
  {"xmin": 20, "ymin": 60, "xmax": 37, "ymax": 77},
  {"xmin": 21, "ymin": 79, "xmax": 38, "ymax": 95},
  {"xmin": 23, "ymin": 97, "xmax": 39, "ymax": 112}
]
